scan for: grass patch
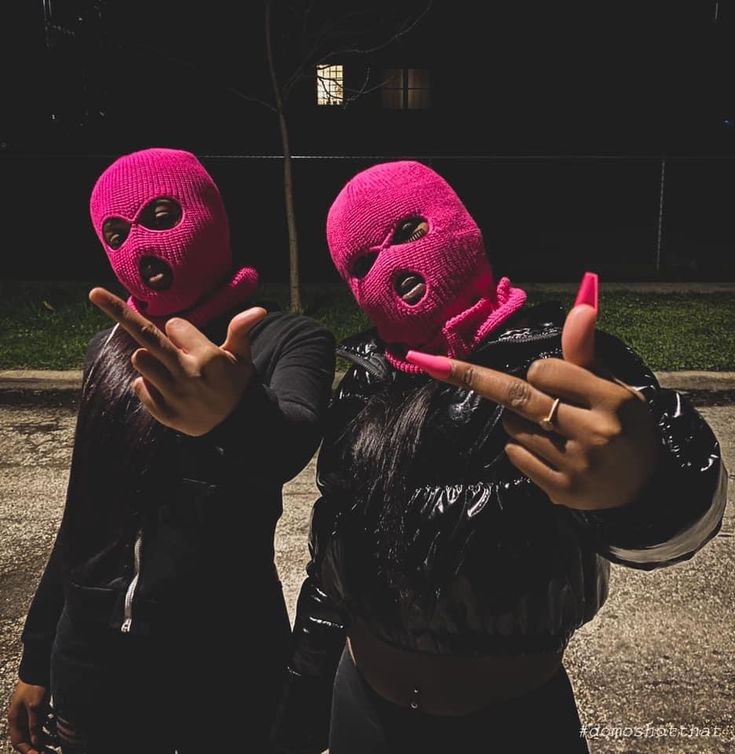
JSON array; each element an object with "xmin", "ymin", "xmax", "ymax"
[
  {"xmin": 524, "ymin": 289, "xmax": 735, "ymax": 371},
  {"xmin": 0, "ymin": 281, "xmax": 116, "ymax": 371},
  {"xmin": 0, "ymin": 281, "xmax": 732, "ymax": 371}
]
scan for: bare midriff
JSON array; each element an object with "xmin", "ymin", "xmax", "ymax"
[{"xmin": 347, "ymin": 619, "xmax": 563, "ymax": 717}]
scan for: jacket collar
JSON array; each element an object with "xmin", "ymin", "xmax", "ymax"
[{"xmin": 337, "ymin": 302, "xmax": 566, "ymax": 378}]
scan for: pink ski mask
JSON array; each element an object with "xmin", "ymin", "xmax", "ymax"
[
  {"xmin": 90, "ymin": 148, "xmax": 258, "ymax": 328},
  {"xmin": 326, "ymin": 161, "xmax": 527, "ymax": 372}
]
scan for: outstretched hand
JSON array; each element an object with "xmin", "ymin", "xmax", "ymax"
[
  {"xmin": 406, "ymin": 273, "xmax": 662, "ymax": 510},
  {"xmin": 89, "ymin": 288, "xmax": 267, "ymax": 436}
]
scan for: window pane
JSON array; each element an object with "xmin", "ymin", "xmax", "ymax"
[
  {"xmin": 382, "ymin": 89, "xmax": 404, "ymax": 110},
  {"xmin": 382, "ymin": 68, "xmax": 430, "ymax": 110},
  {"xmin": 407, "ymin": 69, "xmax": 430, "ymax": 110},
  {"xmin": 407, "ymin": 88, "xmax": 430, "ymax": 109},
  {"xmin": 382, "ymin": 68, "xmax": 405, "ymax": 110},
  {"xmin": 407, "ymin": 68, "xmax": 429, "ymax": 89},
  {"xmin": 316, "ymin": 64, "xmax": 344, "ymax": 106},
  {"xmin": 384, "ymin": 68, "xmax": 404, "ymax": 88}
]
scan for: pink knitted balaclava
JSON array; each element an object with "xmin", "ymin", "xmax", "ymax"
[
  {"xmin": 90, "ymin": 148, "xmax": 258, "ymax": 328},
  {"xmin": 327, "ymin": 161, "xmax": 527, "ymax": 372}
]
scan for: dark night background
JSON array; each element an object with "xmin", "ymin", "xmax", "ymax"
[{"xmin": 2, "ymin": 0, "xmax": 735, "ymax": 284}]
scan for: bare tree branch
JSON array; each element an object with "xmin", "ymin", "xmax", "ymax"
[
  {"xmin": 282, "ymin": 31, "xmax": 330, "ymax": 98},
  {"xmin": 266, "ymin": 0, "xmax": 433, "ymax": 311},
  {"xmin": 226, "ymin": 89, "xmax": 278, "ymax": 112},
  {"xmin": 313, "ymin": 67, "xmax": 393, "ymax": 108},
  {"xmin": 344, "ymin": 69, "xmax": 392, "ymax": 105},
  {"xmin": 98, "ymin": 33, "xmax": 277, "ymax": 113},
  {"xmin": 281, "ymin": 9, "xmax": 374, "ymax": 98},
  {"xmin": 283, "ymin": 1, "xmax": 432, "ymax": 100},
  {"xmin": 318, "ymin": 0, "xmax": 433, "ymax": 60},
  {"xmin": 315, "ymin": 69, "xmax": 347, "ymax": 104}
]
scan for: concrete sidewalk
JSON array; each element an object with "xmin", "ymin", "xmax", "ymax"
[
  {"xmin": 2, "ymin": 369, "xmax": 735, "ymax": 395},
  {"xmin": 1, "ymin": 374, "xmax": 733, "ymax": 754}
]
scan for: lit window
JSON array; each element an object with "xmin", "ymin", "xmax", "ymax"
[
  {"xmin": 316, "ymin": 64, "xmax": 344, "ymax": 106},
  {"xmin": 382, "ymin": 68, "xmax": 430, "ymax": 110}
]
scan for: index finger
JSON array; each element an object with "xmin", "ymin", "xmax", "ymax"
[
  {"xmin": 447, "ymin": 358, "xmax": 558, "ymax": 424},
  {"xmin": 89, "ymin": 288, "xmax": 182, "ymax": 372}
]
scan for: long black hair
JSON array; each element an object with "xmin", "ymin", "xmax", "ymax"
[
  {"xmin": 79, "ymin": 326, "xmax": 165, "ymax": 466},
  {"xmin": 342, "ymin": 375, "xmax": 441, "ymax": 587},
  {"xmin": 63, "ymin": 326, "xmax": 168, "ymax": 557}
]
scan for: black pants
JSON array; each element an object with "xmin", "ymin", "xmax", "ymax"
[
  {"xmin": 50, "ymin": 603, "xmax": 291, "ymax": 754},
  {"xmin": 330, "ymin": 648, "xmax": 590, "ymax": 754}
]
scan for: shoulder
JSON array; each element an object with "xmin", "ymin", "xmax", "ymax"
[
  {"xmin": 463, "ymin": 302, "xmax": 565, "ymax": 373},
  {"xmin": 512, "ymin": 301, "xmax": 654, "ymax": 378},
  {"xmin": 479, "ymin": 301, "xmax": 656, "ymax": 387},
  {"xmin": 594, "ymin": 329, "xmax": 657, "ymax": 387},
  {"xmin": 247, "ymin": 312, "xmax": 336, "ymax": 381},
  {"xmin": 494, "ymin": 301, "xmax": 566, "ymax": 336},
  {"xmin": 334, "ymin": 328, "xmax": 395, "ymax": 399},
  {"xmin": 251, "ymin": 310, "xmax": 334, "ymax": 345},
  {"xmin": 336, "ymin": 328, "xmax": 388, "ymax": 375}
]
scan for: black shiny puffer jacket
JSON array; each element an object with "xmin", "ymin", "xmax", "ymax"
[{"xmin": 273, "ymin": 302, "xmax": 727, "ymax": 754}]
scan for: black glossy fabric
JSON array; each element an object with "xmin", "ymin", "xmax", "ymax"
[{"xmin": 273, "ymin": 302, "xmax": 727, "ymax": 754}]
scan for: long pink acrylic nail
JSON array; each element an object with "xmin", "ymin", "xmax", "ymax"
[
  {"xmin": 405, "ymin": 350, "xmax": 453, "ymax": 379},
  {"xmin": 574, "ymin": 271, "xmax": 599, "ymax": 313}
]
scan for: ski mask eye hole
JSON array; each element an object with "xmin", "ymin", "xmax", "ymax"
[
  {"xmin": 350, "ymin": 251, "xmax": 379, "ymax": 279},
  {"xmin": 139, "ymin": 198, "xmax": 183, "ymax": 231},
  {"xmin": 102, "ymin": 217, "xmax": 131, "ymax": 250},
  {"xmin": 392, "ymin": 217, "xmax": 429, "ymax": 245}
]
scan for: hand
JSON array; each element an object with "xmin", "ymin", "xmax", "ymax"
[
  {"xmin": 8, "ymin": 681, "xmax": 49, "ymax": 754},
  {"xmin": 89, "ymin": 287, "xmax": 267, "ymax": 436},
  {"xmin": 406, "ymin": 274, "xmax": 662, "ymax": 510}
]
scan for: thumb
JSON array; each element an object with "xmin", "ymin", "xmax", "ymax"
[
  {"xmin": 562, "ymin": 303, "xmax": 597, "ymax": 367},
  {"xmin": 220, "ymin": 307, "xmax": 268, "ymax": 361}
]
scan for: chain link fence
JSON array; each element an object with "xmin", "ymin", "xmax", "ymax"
[{"xmin": 1, "ymin": 153, "xmax": 733, "ymax": 283}]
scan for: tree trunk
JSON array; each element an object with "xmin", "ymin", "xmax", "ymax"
[
  {"xmin": 278, "ymin": 110, "xmax": 302, "ymax": 313},
  {"xmin": 266, "ymin": 0, "xmax": 302, "ymax": 313}
]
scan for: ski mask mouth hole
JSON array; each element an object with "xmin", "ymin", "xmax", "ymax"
[
  {"xmin": 139, "ymin": 255, "xmax": 174, "ymax": 291},
  {"xmin": 395, "ymin": 272, "xmax": 427, "ymax": 306}
]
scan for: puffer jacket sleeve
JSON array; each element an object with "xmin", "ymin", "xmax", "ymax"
[
  {"xmin": 272, "ymin": 365, "xmax": 377, "ymax": 754},
  {"xmin": 568, "ymin": 330, "xmax": 728, "ymax": 570},
  {"xmin": 195, "ymin": 315, "xmax": 336, "ymax": 484}
]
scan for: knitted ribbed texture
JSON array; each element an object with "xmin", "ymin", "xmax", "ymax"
[
  {"xmin": 327, "ymin": 161, "xmax": 527, "ymax": 372},
  {"xmin": 90, "ymin": 148, "xmax": 258, "ymax": 327}
]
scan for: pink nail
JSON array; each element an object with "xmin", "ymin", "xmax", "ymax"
[
  {"xmin": 574, "ymin": 271, "xmax": 599, "ymax": 313},
  {"xmin": 405, "ymin": 350, "xmax": 453, "ymax": 379}
]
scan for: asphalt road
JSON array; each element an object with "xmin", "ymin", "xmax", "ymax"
[{"xmin": 0, "ymin": 393, "xmax": 732, "ymax": 754}]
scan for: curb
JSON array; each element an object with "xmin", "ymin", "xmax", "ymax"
[
  {"xmin": 1, "ymin": 370, "xmax": 735, "ymax": 397},
  {"xmin": 0, "ymin": 370, "xmax": 83, "ymax": 391},
  {"xmin": 654, "ymin": 371, "xmax": 735, "ymax": 391}
]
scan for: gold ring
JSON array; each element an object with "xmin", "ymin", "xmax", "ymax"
[{"xmin": 539, "ymin": 397, "xmax": 561, "ymax": 432}]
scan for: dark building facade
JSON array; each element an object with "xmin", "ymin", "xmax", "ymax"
[{"xmin": 2, "ymin": 1, "xmax": 734, "ymax": 281}]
